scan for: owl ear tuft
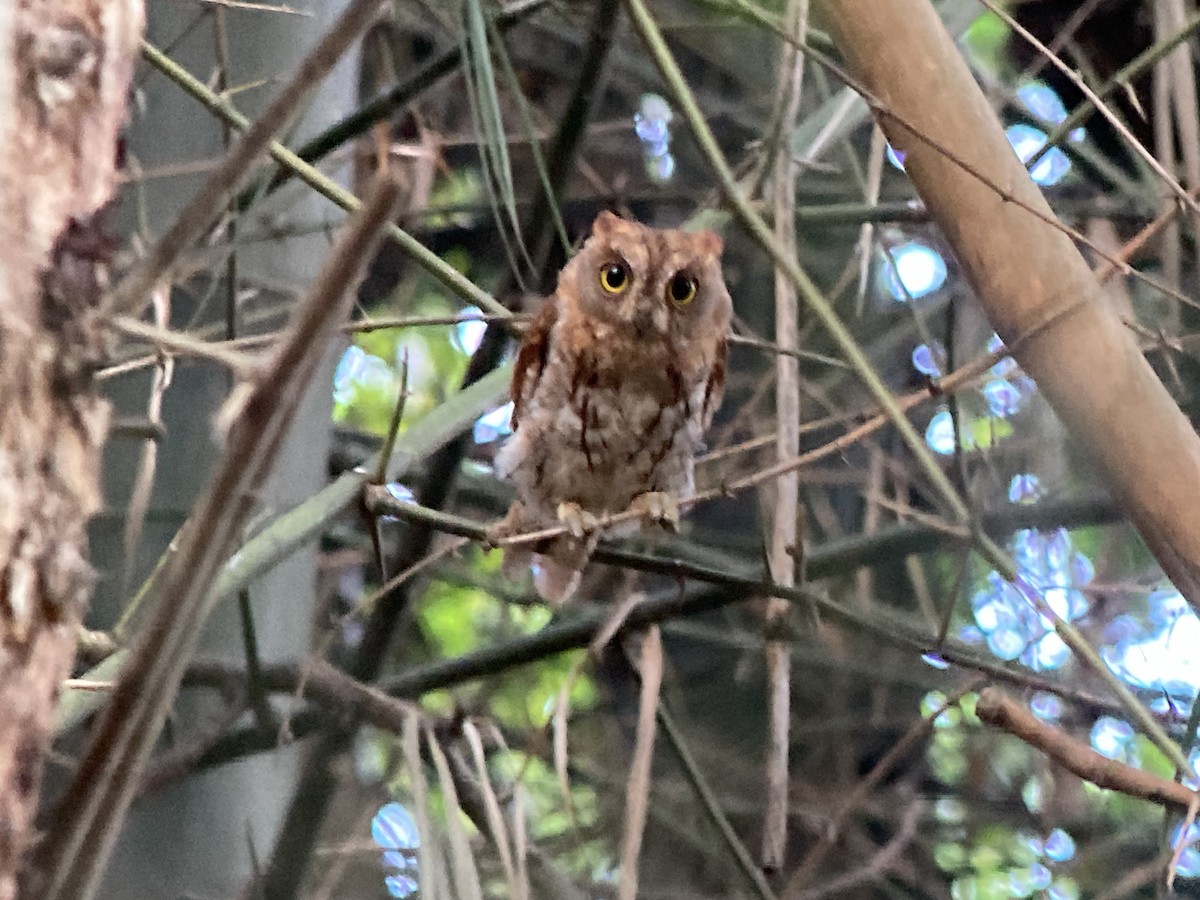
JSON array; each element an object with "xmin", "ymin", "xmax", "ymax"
[
  {"xmin": 592, "ymin": 210, "xmax": 625, "ymax": 238},
  {"xmin": 696, "ymin": 230, "xmax": 723, "ymax": 258}
]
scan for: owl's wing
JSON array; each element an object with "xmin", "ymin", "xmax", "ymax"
[
  {"xmin": 701, "ymin": 336, "xmax": 727, "ymax": 428},
  {"xmin": 510, "ymin": 295, "xmax": 558, "ymax": 430}
]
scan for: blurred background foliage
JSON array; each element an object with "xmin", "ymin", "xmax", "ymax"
[{"xmin": 79, "ymin": 0, "xmax": 1200, "ymax": 897}]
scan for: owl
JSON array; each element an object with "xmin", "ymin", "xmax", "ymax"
[{"xmin": 492, "ymin": 211, "xmax": 732, "ymax": 602}]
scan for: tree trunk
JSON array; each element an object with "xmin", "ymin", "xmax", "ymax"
[{"xmin": 0, "ymin": 1, "xmax": 141, "ymax": 896}]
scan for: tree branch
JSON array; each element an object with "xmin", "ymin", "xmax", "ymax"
[
  {"xmin": 106, "ymin": 0, "xmax": 387, "ymax": 318},
  {"xmin": 254, "ymin": 5, "xmax": 623, "ymax": 895},
  {"xmin": 977, "ymin": 688, "xmax": 1199, "ymax": 812}
]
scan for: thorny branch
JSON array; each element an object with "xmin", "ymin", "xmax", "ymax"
[{"xmin": 106, "ymin": 0, "xmax": 389, "ymax": 318}]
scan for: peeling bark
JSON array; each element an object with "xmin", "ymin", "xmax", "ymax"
[{"xmin": 0, "ymin": 1, "xmax": 141, "ymax": 896}]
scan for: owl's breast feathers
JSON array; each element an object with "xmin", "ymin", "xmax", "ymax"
[{"xmin": 497, "ymin": 293, "xmax": 727, "ymax": 519}]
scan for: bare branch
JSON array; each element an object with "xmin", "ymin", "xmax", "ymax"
[
  {"xmin": 762, "ymin": 0, "xmax": 808, "ymax": 867},
  {"xmin": 821, "ymin": 0, "xmax": 1200, "ymax": 619},
  {"xmin": 976, "ymin": 688, "xmax": 1198, "ymax": 812}
]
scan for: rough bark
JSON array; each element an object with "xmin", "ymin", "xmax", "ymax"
[
  {"xmin": 0, "ymin": 0, "xmax": 141, "ymax": 896},
  {"xmin": 821, "ymin": 0, "xmax": 1200, "ymax": 611}
]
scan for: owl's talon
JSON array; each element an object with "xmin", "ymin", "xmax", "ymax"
[
  {"xmin": 486, "ymin": 500, "xmax": 527, "ymax": 549},
  {"xmin": 483, "ymin": 522, "xmax": 506, "ymax": 551},
  {"xmin": 556, "ymin": 502, "xmax": 598, "ymax": 539},
  {"xmin": 630, "ymin": 491, "xmax": 680, "ymax": 532}
]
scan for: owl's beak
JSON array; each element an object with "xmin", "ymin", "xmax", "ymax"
[{"xmin": 627, "ymin": 302, "xmax": 666, "ymax": 337}]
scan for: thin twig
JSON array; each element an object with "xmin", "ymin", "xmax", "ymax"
[
  {"xmin": 117, "ymin": 292, "xmax": 174, "ymax": 609},
  {"xmin": 791, "ymin": 20, "xmax": 1200, "ymax": 314},
  {"xmin": 137, "ymin": 38, "xmax": 510, "ymax": 318},
  {"xmin": 1024, "ymin": 3, "xmax": 1200, "ymax": 172},
  {"xmin": 816, "ymin": 0, "xmax": 1196, "ymax": 777},
  {"xmin": 795, "ymin": 800, "xmax": 924, "ymax": 900},
  {"xmin": 368, "ymin": 352, "xmax": 411, "ymax": 577},
  {"xmin": 981, "ymin": 0, "xmax": 1200, "ymax": 224},
  {"xmin": 656, "ymin": 702, "xmax": 779, "ymax": 900},
  {"xmin": 1169, "ymin": 796, "xmax": 1200, "ymax": 889},
  {"xmin": 183, "ymin": 0, "xmax": 310, "ymax": 14},
  {"xmin": 58, "ymin": 370, "xmax": 513, "ymax": 735},
  {"xmin": 62, "ymin": 680, "xmax": 114, "ymax": 692},
  {"xmin": 761, "ymin": 0, "xmax": 807, "ymax": 868},
  {"xmin": 108, "ymin": 315, "xmax": 258, "ymax": 375},
  {"xmin": 617, "ymin": 625, "xmax": 663, "ymax": 900},
  {"xmin": 781, "ymin": 682, "xmax": 981, "ymax": 897}
]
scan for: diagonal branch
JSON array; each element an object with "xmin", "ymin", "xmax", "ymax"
[
  {"xmin": 137, "ymin": 38, "xmax": 510, "ymax": 319},
  {"xmin": 768, "ymin": 0, "xmax": 1200, "ymax": 776},
  {"xmin": 53, "ymin": 370, "xmax": 511, "ymax": 737},
  {"xmin": 32, "ymin": 176, "xmax": 403, "ymax": 900},
  {"xmin": 977, "ymin": 688, "xmax": 1199, "ymax": 812},
  {"xmin": 819, "ymin": 0, "xmax": 1200, "ymax": 660}
]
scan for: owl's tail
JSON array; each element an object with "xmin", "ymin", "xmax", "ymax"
[
  {"xmin": 494, "ymin": 501, "xmax": 592, "ymax": 603},
  {"xmin": 531, "ymin": 536, "xmax": 591, "ymax": 604}
]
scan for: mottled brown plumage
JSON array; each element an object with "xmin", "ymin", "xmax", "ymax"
[{"xmin": 494, "ymin": 211, "xmax": 731, "ymax": 601}]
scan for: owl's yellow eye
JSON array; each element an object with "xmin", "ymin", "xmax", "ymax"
[
  {"xmin": 599, "ymin": 261, "xmax": 630, "ymax": 294},
  {"xmin": 668, "ymin": 272, "xmax": 698, "ymax": 306}
]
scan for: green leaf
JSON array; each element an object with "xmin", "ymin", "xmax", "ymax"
[{"xmin": 462, "ymin": 0, "xmax": 525, "ymax": 263}]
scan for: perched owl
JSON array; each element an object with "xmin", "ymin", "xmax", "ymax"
[{"xmin": 493, "ymin": 211, "xmax": 732, "ymax": 602}]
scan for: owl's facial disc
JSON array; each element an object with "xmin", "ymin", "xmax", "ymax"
[{"xmin": 589, "ymin": 255, "xmax": 666, "ymax": 336}]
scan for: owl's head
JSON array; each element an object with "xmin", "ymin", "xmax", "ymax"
[{"xmin": 559, "ymin": 211, "xmax": 731, "ymax": 341}]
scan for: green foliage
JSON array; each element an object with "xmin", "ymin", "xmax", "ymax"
[
  {"xmin": 937, "ymin": 804, "xmax": 1084, "ymax": 899},
  {"xmin": 415, "ymin": 549, "xmax": 597, "ymax": 731},
  {"xmin": 426, "ymin": 170, "xmax": 487, "ymax": 231},
  {"xmin": 495, "ymin": 752, "xmax": 611, "ymax": 879},
  {"xmin": 924, "ymin": 691, "xmax": 1084, "ymax": 898},
  {"xmin": 963, "ymin": 411, "xmax": 1016, "ymax": 452},
  {"xmin": 962, "ymin": 12, "xmax": 1012, "ymax": 77},
  {"xmin": 333, "ymin": 288, "xmax": 476, "ymax": 436}
]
